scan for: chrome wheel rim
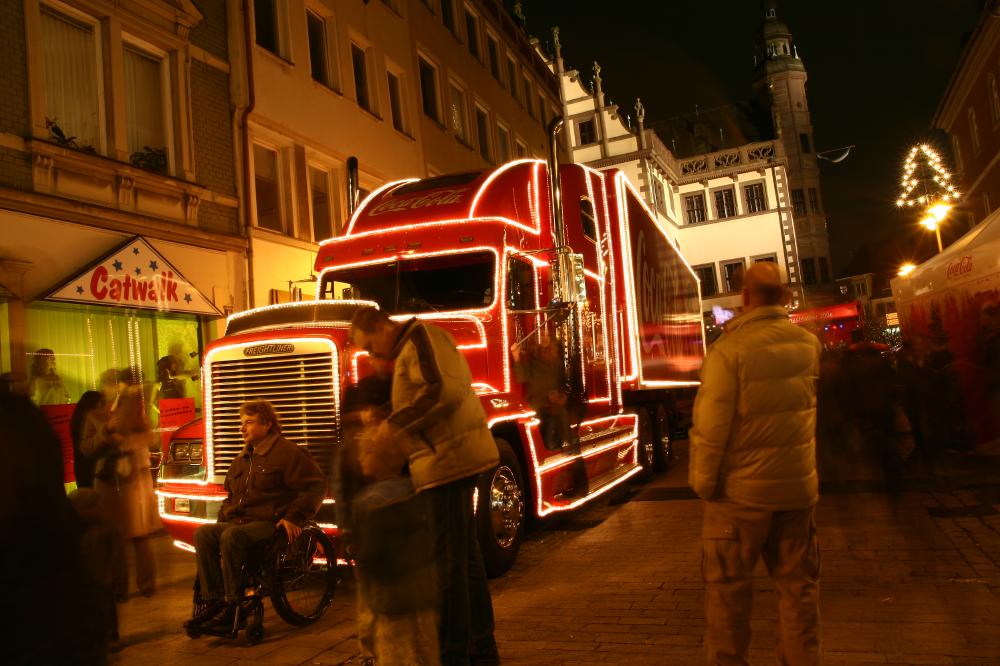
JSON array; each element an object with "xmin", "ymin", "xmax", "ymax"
[{"xmin": 489, "ymin": 465, "xmax": 524, "ymax": 549}]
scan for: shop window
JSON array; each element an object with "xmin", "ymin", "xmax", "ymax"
[
  {"xmin": 351, "ymin": 43, "xmax": 372, "ymax": 112},
  {"xmin": 25, "ymin": 302, "xmax": 203, "ymax": 420},
  {"xmin": 713, "ymin": 187, "xmax": 737, "ymax": 218},
  {"xmin": 577, "ymin": 118, "xmax": 596, "ymax": 145},
  {"xmin": 449, "ymin": 83, "xmax": 468, "ymax": 142},
  {"xmin": 306, "ymin": 10, "xmax": 331, "ymax": 86},
  {"xmin": 475, "ymin": 106, "xmax": 491, "ymax": 161},
  {"xmin": 123, "ymin": 44, "xmax": 169, "ymax": 174},
  {"xmin": 419, "ymin": 57, "xmax": 439, "ymax": 121},
  {"xmin": 387, "ymin": 71, "xmax": 406, "ymax": 133},
  {"xmin": 684, "ymin": 193, "xmax": 706, "ymax": 224},
  {"xmin": 801, "ymin": 257, "xmax": 817, "ymax": 285},
  {"xmin": 722, "ymin": 260, "xmax": 745, "ymax": 293},
  {"xmin": 309, "ymin": 166, "xmax": 334, "ymax": 241},
  {"xmin": 818, "ymin": 257, "xmax": 830, "ymax": 283},
  {"xmin": 487, "ymin": 35, "xmax": 500, "ymax": 80},
  {"xmin": 40, "ymin": 5, "xmax": 104, "ymax": 153},
  {"xmin": 253, "ymin": 144, "xmax": 283, "ymax": 233},
  {"xmin": 497, "ymin": 124, "xmax": 511, "ymax": 163},
  {"xmin": 744, "ymin": 182, "xmax": 766, "ymax": 213},
  {"xmin": 791, "ymin": 188, "xmax": 806, "ymax": 216},
  {"xmin": 694, "ymin": 264, "xmax": 718, "ymax": 298}
]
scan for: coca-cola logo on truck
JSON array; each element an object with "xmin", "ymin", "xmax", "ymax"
[
  {"xmin": 367, "ymin": 187, "xmax": 471, "ymax": 216},
  {"xmin": 635, "ymin": 230, "xmax": 672, "ymax": 326},
  {"xmin": 946, "ymin": 256, "xmax": 973, "ymax": 279}
]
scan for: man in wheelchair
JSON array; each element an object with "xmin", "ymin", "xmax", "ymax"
[{"xmin": 184, "ymin": 400, "xmax": 326, "ymax": 633}]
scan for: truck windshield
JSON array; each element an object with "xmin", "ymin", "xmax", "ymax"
[{"xmin": 319, "ymin": 251, "xmax": 496, "ymax": 314}]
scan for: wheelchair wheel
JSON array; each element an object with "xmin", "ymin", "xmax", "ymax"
[{"xmin": 269, "ymin": 526, "xmax": 337, "ymax": 626}]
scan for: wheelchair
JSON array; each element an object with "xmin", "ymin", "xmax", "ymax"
[{"xmin": 185, "ymin": 522, "xmax": 337, "ymax": 644}]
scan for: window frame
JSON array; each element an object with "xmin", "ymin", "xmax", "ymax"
[
  {"xmin": 350, "ymin": 42, "xmax": 374, "ymax": 113},
  {"xmin": 693, "ymin": 263, "xmax": 718, "ymax": 298},
  {"xmin": 252, "ymin": 142, "xmax": 287, "ymax": 235},
  {"xmin": 742, "ymin": 180, "xmax": 767, "ymax": 213},
  {"xmin": 969, "ymin": 107, "xmax": 981, "ymax": 155},
  {"xmin": 506, "ymin": 55, "xmax": 519, "ymax": 103},
  {"xmin": 712, "ymin": 185, "xmax": 737, "ymax": 219},
  {"xmin": 800, "ymin": 256, "xmax": 817, "ymax": 286},
  {"xmin": 721, "ymin": 258, "xmax": 746, "ymax": 294},
  {"xmin": 254, "ymin": 0, "xmax": 290, "ymax": 60},
  {"xmin": 576, "ymin": 117, "xmax": 597, "ymax": 145},
  {"xmin": 791, "ymin": 188, "xmax": 806, "ymax": 216},
  {"xmin": 463, "ymin": 5, "xmax": 480, "ymax": 61},
  {"xmin": 989, "ymin": 72, "xmax": 1000, "ymax": 126},
  {"xmin": 305, "ymin": 9, "xmax": 332, "ymax": 87},
  {"xmin": 418, "ymin": 55, "xmax": 441, "ymax": 122},
  {"xmin": 486, "ymin": 32, "xmax": 501, "ymax": 81},
  {"xmin": 818, "ymin": 256, "xmax": 830, "ymax": 284},
  {"xmin": 751, "ymin": 253, "xmax": 778, "ymax": 264},
  {"xmin": 474, "ymin": 103, "xmax": 491, "ymax": 162},
  {"xmin": 386, "ymin": 68, "xmax": 407, "ymax": 134},
  {"xmin": 307, "ymin": 163, "xmax": 337, "ymax": 242},
  {"xmin": 683, "ymin": 192, "xmax": 707, "ymax": 224},
  {"xmin": 496, "ymin": 122, "xmax": 511, "ymax": 163},
  {"xmin": 807, "ymin": 187, "xmax": 821, "ymax": 214},
  {"xmin": 448, "ymin": 80, "xmax": 469, "ymax": 143}
]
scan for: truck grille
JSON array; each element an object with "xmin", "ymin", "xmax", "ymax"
[{"xmin": 208, "ymin": 348, "xmax": 337, "ymax": 479}]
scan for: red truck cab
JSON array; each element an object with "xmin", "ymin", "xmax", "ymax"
[{"xmin": 158, "ymin": 154, "xmax": 704, "ymax": 575}]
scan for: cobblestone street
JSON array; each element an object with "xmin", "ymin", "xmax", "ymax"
[{"xmin": 114, "ymin": 444, "xmax": 1000, "ymax": 665}]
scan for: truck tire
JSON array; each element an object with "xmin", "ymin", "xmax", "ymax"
[
  {"xmin": 637, "ymin": 407, "xmax": 656, "ymax": 479},
  {"xmin": 653, "ymin": 404, "xmax": 673, "ymax": 472},
  {"xmin": 476, "ymin": 438, "xmax": 525, "ymax": 577}
]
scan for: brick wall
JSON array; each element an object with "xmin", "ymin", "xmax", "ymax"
[
  {"xmin": 0, "ymin": 146, "xmax": 31, "ymax": 190},
  {"xmin": 198, "ymin": 200, "xmax": 239, "ymax": 234},
  {"xmin": 190, "ymin": 0, "xmax": 230, "ymax": 61},
  {"xmin": 0, "ymin": 0, "xmax": 29, "ymax": 136},
  {"xmin": 191, "ymin": 60, "xmax": 236, "ymax": 197}
]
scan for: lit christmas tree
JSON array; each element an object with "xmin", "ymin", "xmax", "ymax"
[{"xmin": 895, "ymin": 144, "xmax": 960, "ymax": 208}]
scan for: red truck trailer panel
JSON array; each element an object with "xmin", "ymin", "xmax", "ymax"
[{"xmin": 607, "ymin": 171, "xmax": 704, "ymax": 387}]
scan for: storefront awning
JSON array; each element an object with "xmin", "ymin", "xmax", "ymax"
[{"xmin": 45, "ymin": 236, "xmax": 222, "ymax": 316}]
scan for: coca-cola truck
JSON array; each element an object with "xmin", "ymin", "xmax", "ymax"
[{"xmin": 158, "ymin": 121, "xmax": 705, "ymax": 575}]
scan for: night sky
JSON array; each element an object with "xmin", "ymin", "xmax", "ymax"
[{"xmin": 524, "ymin": 0, "xmax": 984, "ymax": 276}]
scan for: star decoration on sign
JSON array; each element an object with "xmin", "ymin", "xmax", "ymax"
[
  {"xmin": 76, "ymin": 285, "xmax": 84, "ymax": 294},
  {"xmin": 149, "ymin": 260, "xmax": 158, "ymax": 271},
  {"xmin": 184, "ymin": 293, "xmax": 192, "ymax": 303},
  {"xmin": 134, "ymin": 267, "xmax": 142, "ymax": 276},
  {"xmin": 112, "ymin": 259, "xmax": 123, "ymax": 272},
  {"xmin": 132, "ymin": 247, "xmax": 141, "ymax": 255}
]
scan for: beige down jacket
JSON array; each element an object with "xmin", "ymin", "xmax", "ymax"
[
  {"xmin": 388, "ymin": 319, "xmax": 499, "ymax": 491},
  {"xmin": 689, "ymin": 305, "xmax": 822, "ymax": 510}
]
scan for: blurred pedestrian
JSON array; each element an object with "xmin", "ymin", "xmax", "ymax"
[
  {"xmin": 351, "ymin": 307, "xmax": 500, "ymax": 666},
  {"xmin": 71, "ymin": 390, "xmax": 105, "ymax": 489},
  {"xmin": 69, "ymin": 487, "xmax": 125, "ymax": 648},
  {"xmin": 0, "ymin": 393, "xmax": 108, "ymax": 664},
  {"xmin": 689, "ymin": 263, "xmax": 823, "ymax": 665},
  {"xmin": 83, "ymin": 373, "xmax": 160, "ymax": 598}
]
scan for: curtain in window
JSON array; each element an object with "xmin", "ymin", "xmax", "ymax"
[
  {"xmin": 123, "ymin": 46, "xmax": 165, "ymax": 158},
  {"xmin": 40, "ymin": 7, "xmax": 101, "ymax": 151}
]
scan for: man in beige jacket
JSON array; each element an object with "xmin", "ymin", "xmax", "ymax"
[{"xmin": 689, "ymin": 262, "xmax": 823, "ymax": 665}]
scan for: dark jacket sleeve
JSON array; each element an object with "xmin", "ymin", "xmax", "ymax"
[{"xmin": 280, "ymin": 443, "xmax": 327, "ymax": 526}]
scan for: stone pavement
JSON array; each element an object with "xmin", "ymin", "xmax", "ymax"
[{"xmin": 114, "ymin": 444, "xmax": 1000, "ymax": 665}]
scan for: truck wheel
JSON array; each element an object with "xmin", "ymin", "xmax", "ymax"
[
  {"xmin": 637, "ymin": 407, "xmax": 656, "ymax": 479},
  {"xmin": 653, "ymin": 404, "xmax": 673, "ymax": 471},
  {"xmin": 476, "ymin": 438, "xmax": 525, "ymax": 577}
]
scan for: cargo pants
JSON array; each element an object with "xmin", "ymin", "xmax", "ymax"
[{"xmin": 701, "ymin": 501, "xmax": 821, "ymax": 665}]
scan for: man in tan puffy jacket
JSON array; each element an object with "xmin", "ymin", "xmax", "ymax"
[
  {"xmin": 351, "ymin": 307, "xmax": 500, "ymax": 666},
  {"xmin": 689, "ymin": 262, "xmax": 823, "ymax": 665}
]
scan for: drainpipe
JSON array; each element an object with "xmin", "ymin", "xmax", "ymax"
[{"xmin": 240, "ymin": 0, "xmax": 257, "ymax": 309}]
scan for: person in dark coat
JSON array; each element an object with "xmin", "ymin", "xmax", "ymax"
[{"xmin": 71, "ymin": 390, "xmax": 105, "ymax": 488}]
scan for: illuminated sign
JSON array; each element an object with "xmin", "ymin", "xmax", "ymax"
[{"xmin": 243, "ymin": 343, "xmax": 296, "ymax": 356}]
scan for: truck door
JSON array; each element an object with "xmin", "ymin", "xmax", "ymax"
[{"xmin": 578, "ymin": 198, "xmax": 611, "ymax": 407}]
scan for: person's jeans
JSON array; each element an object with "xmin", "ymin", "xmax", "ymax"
[
  {"xmin": 702, "ymin": 502, "xmax": 821, "ymax": 666},
  {"xmin": 425, "ymin": 475, "xmax": 498, "ymax": 666},
  {"xmin": 194, "ymin": 521, "xmax": 276, "ymax": 603}
]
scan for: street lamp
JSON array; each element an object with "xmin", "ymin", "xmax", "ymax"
[
  {"xmin": 897, "ymin": 263, "xmax": 917, "ymax": 277},
  {"xmin": 919, "ymin": 202, "xmax": 952, "ymax": 253}
]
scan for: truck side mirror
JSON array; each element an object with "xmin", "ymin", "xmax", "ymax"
[{"xmin": 552, "ymin": 252, "xmax": 587, "ymax": 304}]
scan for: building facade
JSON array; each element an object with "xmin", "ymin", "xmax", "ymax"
[
  {"xmin": 0, "ymin": 0, "xmax": 243, "ymax": 416},
  {"xmin": 753, "ymin": 1, "xmax": 833, "ymax": 298},
  {"xmin": 237, "ymin": 0, "xmax": 562, "ymax": 307},
  {"xmin": 932, "ymin": 1, "xmax": 1000, "ymax": 234},
  {"xmin": 548, "ymin": 30, "xmax": 801, "ymax": 338}
]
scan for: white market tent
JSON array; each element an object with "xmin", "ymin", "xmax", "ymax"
[
  {"xmin": 892, "ymin": 211, "xmax": 1000, "ymax": 306},
  {"xmin": 891, "ymin": 211, "xmax": 1000, "ymax": 453}
]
